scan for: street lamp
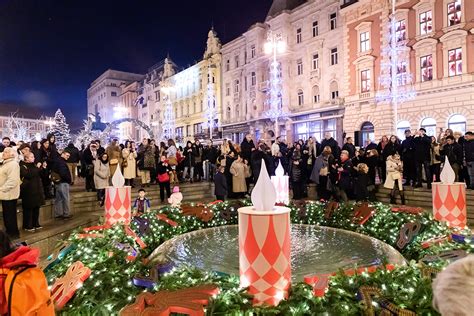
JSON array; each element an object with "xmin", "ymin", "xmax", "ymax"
[
  {"xmin": 161, "ymin": 84, "xmax": 175, "ymax": 140},
  {"xmin": 263, "ymin": 31, "xmax": 286, "ymax": 138}
]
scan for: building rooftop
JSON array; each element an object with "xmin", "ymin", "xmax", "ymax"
[{"xmin": 267, "ymin": 0, "xmax": 307, "ymax": 19}]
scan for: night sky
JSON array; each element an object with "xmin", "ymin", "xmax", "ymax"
[{"xmin": 0, "ymin": 0, "xmax": 273, "ymax": 128}]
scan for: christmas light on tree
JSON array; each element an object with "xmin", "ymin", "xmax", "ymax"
[
  {"xmin": 50, "ymin": 108, "xmax": 71, "ymax": 150},
  {"xmin": 376, "ymin": 1, "xmax": 416, "ymax": 134}
]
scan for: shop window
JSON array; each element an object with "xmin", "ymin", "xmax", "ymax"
[
  {"xmin": 360, "ymin": 121, "xmax": 374, "ymax": 146},
  {"xmin": 420, "ymin": 117, "xmax": 436, "ymax": 136}
]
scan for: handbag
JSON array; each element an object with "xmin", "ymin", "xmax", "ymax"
[
  {"xmin": 109, "ymin": 158, "xmax": 119, "ymax": 165},
  {"xmin": 51, "ymin": 171, "xmax": 61, "ymax": 183},
  {"xmin": 122, "ymin": 159, "xmax": 128, "ymax": 168},
  {"xmin": 157, "ymin": 172, "xmax": 170, "ymax": 183}
]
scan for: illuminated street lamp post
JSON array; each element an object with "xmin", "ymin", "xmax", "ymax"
[{"xmin": 264, "ymin": 31, "xmax": 286, "ymax": 138}]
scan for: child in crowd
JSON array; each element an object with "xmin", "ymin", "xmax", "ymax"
[
  {"xmin": 168, "ymin": 186, "xmax": 183, "ymax": 207},
  {"xmin": 214, "ymin": 165, "xmax": 228, "ymax": 201},
  {"xmin": 354, "ymin": 163, "xmax": 370, "ymax": 201},
  {"xmin": 132, "ymin": 188, "xmax": 151, "ymax": 216}
]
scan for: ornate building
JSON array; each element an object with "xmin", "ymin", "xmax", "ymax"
[
  {"xmin": 0, "ymin": 103, "xmax": 52, "ymax": 142},
  {"xmin": 341, "ymin": 0, "xmax": 474, "ymax": 144},
  {"xmin": 221, "ymin": 0, "xmax": 345, "ymax": 144}
]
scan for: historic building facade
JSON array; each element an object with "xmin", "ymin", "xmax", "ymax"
[
  {"xmin": 341, "ymin": 0, "xmax": 474, "ymax": 145},
  {"xmin": 221, "ymin": 0, "xmax": 345, "ymax": 144},
  {"xmin": 0, "ymin": 104, "xmax": 52, "ymax": 142}
]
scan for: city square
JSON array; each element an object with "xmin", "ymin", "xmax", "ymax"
[{"xmin": 0, "ymin": 0, "xmax": 474, "ymax": 315}]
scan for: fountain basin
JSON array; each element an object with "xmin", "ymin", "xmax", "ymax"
[{"xmin": 149, "ymin": 225, "xmax": 406, "ymax": 281}]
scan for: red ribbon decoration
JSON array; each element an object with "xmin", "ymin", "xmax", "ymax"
[
  {"xmin": 76, "ymin": 233, "xmax": 104, "ymax": 239},
  {"xmin": 421, "ymin": 235, "xmax": 451, "ymax": 249},
  {"xmin": 156, "ymin": 214, "xmax": 179, "ymax": 227},
  {"xmin": 125, "ymin": 226, "xmax": 147, "ymax": 249},
  {"xmin": 83, "ymin": 224, "xmax": 111, "ymax": 232}
]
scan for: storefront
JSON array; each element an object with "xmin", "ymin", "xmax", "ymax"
[{"xmin": 290, "ymin": 108, "xmax": 344, "ymax": 144}]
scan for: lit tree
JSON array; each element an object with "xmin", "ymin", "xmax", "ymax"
[
  {"xmin": 50, "ymin": 108, "xmax": 71, "ymax": 149},
  {"xmin": 376, "ymin": 0, "xmax": 416, "ymax": 133},
  {"xmin": 3, "ymin": 113, "xmax": 32, "ymax": 142}
]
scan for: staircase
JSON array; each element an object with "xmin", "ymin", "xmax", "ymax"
[{"xmin": 375, "ymin": 185, "xmax": 474, "ymax": 225}]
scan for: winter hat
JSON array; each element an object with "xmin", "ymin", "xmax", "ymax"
[{"xmin": 173, "ymin": 186, "xmax": 180, "ymax": 193}]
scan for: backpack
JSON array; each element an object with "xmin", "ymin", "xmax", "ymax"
[{"xmin": 0, "ymin": 265, "xmax": 55, "ymax": 316}]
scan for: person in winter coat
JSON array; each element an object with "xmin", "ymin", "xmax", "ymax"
[
  {"xmin": 64, "ymin": 142, "xmax": 80, "ymax": 185},
  {"xmin": 354, "ymin": 163, "xmax": 370, "ymax": 201},
  {"xmin": 384, "ymin": 153, "xmax": 405, "ymax": 205},
  {"xmin": 93, "ymin": 153, "xmax": 110, "ymax": 206},
  {"xmin": 335, "ymin": 150, "xmax": 354, "ymax": 202},
  {"xmin": 106, "ymin": 139, "xmax": 122, "ymax": 177},
  {"xmin": 240, "ymin": 134, "xmax": 255, "ymax": 163},
  {"xmin": 20, "ymin": 152, "xmax": 45, "ymax": 232},
  {"xmin": 214, "ymin": 166, "xmax": 228, "ymax": 201},
  {"xmin": 251, "ymin": 144, "xmax": 273, "ymax": 183},
  {"xmin": 0, "ymin": 148, "xmax": 21, "ymax": 239},
  {"xmin": 122, "ymin": 141, "xmax": 137, "ymax": 187},
  {"xmin": 440, "ymin": 135, "xmax": 463, "ymax": 181},
  {"xmin": 137, "ymin": 139, "xmax": 155, "ymax": 186},
  {"xmin": 0, "ymin": 232, "xmax": 55, "ymax": 316},
  {"xmin": 430, "ymin": 136, "xmax": 442, "ymax": 182},
  {"xmin": 203, "ymin": 140, "xmax": 220, "ymax": 181},
  {"xmin": 156, "ymin": 155, "xmax": 172, "ymax": 203},
  {"xmin": 166, "ymin": 139, "xmax": 178, "ymax": 184},
  {"xmin": 321, "ymin": 132, "xmax": 340, "ymax": 160},
  {"xmin": 289, "ymin": 144, "xmax": 304, "ymax": 200},
  {"xmin": 39, "ymin": 139, "xmax": 53, "ymax": 199},
  {"xmin": 341, "ymin": 137, "xmax": 356, "ymax": 158},
  {"xmin": 376, "ymin": 135, "xmax": 389, "ymax": 183},
  {"xmin": 310, "ymin": 146, "xmax": 333, "ymax": 200},
  {"xmin": 168, "ymin": 186, "xmax": 183, "ymax": 207},
  {"xmin": 365, "ymin": 149, "xmax": 379, "ymax": 186},
  {"xmin": 413, "ymin": 128, "xmax": 432, "ymax": 188},
  {"xmin": 52, "ymin": 151, "xmax": 72, "ymax": 219},
  {"xmin": 194, "ymin": 140, "xmax": 204, "ymax": 181},
  {"xmin": 401, "ymin": 130, "xmax": 416, "ymax": 187},
  {"xmin": 230, "ymin": 155, "xmax": 249, "ymax": 198},
  {"xmin": 464, "ymin": 131, "xmax": 474, "ymax": 190},
  {"xmin": 182, "ymin": 141, "xmax": 196, "ymax": 182}
]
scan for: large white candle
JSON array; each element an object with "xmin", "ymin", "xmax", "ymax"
[{"xmin": 271, "ymin": 161, "xmax": 290, "ymax": 205}]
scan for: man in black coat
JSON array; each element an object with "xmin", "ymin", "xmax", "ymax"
[
  {"xmin": 321, "ymin": 132, "xmax": 340, "ymax": 159},
  {"xmin": 401, "ymin": 130, "xmax": 416, "ymax": 187},
  {"xmin": 52, "ymin": 151, "xmax": 72, "ymax": 219},
  {"xmin": 250, "ymin": 144, "xmax": 273, "ymax": 183},
  {"xmin": 413, "ymin": 128, "xmax": 432, "ymax": 188},
  {"xmin": 341, "ymin": 137, "xmax": 356, "ymax": 158},
  {"xmin": 440, "ymin": 135, "xmax": 463, "ymax": 181},
  {"xmin": 464, "ymin": 131, "xmax": 474, "ymax": 189},
  {"xmin": 203, "ymin": 140, "xmax": 220, "ymax": 181},
  {"xmin": 64, "ymin": 143, "xmax": 80, "ymax": 185},
  {"xmin": 240, "ymin": 134, "xmax": 255, "ymax": 163},
  {"xmin": 214, "ymin": 166, "xmax": 228, "ymax": 201},
  {"xmin": 81, "ymin": 142, "xmax": 99, "ymax": 191}
]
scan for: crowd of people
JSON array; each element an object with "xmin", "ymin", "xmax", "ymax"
[{"xmin": 1, "ymin": 127, "xmax": 474, "ymax": 239}]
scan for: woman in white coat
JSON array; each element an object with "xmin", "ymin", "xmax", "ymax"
[
  {"xmin": 384, "ymin": 153, "xmax": 405, "ymax": 205},
  {"xmin": 122, "ymin": 141, "xmax": 137, "ymax": 187},
  {"xmin": 93, "ymin": 153, "xmax": 110, "ymax": 206}
]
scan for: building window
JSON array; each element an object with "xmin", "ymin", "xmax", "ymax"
[
  {"xmin": 296, "ymin": 28, "xmax": 302, "ymax": 44},
  {"xmin": 330, "ymin": 48, "xmax": 338, "ymax": 65},
  {"xmin": 361, "ymin": 70, "xmax": 371, "ymax": 92},
  {"xmin": 419, "ymin": 11, "xmax": 433, "ymax": 35},
  {"xmin": 447, "ymin": 0, "xmax": 461, "ymax": 26},
  {"xmin": 448, "ymin": 48, "xmax": 462, "ymax": 76},
  {"xmin": 235, "ymin": 55, "xmax": 239, "ymax": 68},
  {"xmin": 397, "ymin": 121, "xmax": 411, "ymax": 140},
  {"xmin": 330, "ymin": 81, "xmax": 339, "ymax": 100},
  {"xmin": 330, "ymin": 12, "xmax": 337, "ymax": 30},
  {"xmin": 251, "ymin": 45, "xmax": 256, "ymax": 58},
  {"xmin": 312, "ymin": 53, "xmax": 319, "ymax": 70},
  {"xmin": 420, "ymin": 55, "xmax": 433, "ymax": 82},
  {"xmin": 312, "ymin": 21, "xmax": 319, "ymax": 37},
  {"xmin": 226, "ymin": 59, "xmax": 230, "ymax": 71},
  {"xmin": 360, "ymin": 121, "xmax": 375, "ymax": 146},
  {"xmin": 312, "ymin": 86, "xmax": 320, "ymax": 103},
  {"xmin": 225, "ymin": 83, "xmax": 230, "ymax": 96},
  {"xmin": 395, "ymin": 20, "xmax": 406, "ymax": 42},
  {"xmin": 397, "ymin": 61, "xmax": 408, "ymax": 85},
  {"xmin": 297, "ymin": 90, "xmax": 304, "ymax": 106},
  {"xmin": 420, "ymin": 117, "xmax": 437, "ymax": 136},
  {"xmin": 111, "ymin": 91, "xmax": 117, "ymax": 97},
  {"xmin": 360, "ymin": 31, "xmax": 370, "ymax": 52},
  {"xmin": 251, "ymin": 72, "xmax": 256, "ymax": 86},
  {"xmin": 448, "ymin": 114, "xmax": 466, "ymax": 134},
  {"xmin": 234, "ymin": 79, "xmax": 240, "ymax": 93},
  {"xmin": 194, "ymin": 123, "xmax": 203, "ymax": 135},
  {"xmin": 297, "ymin": 59, "xmax": 303, "ymax": 75}
]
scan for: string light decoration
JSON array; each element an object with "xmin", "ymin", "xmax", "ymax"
[
  {"xmin": 263, "ymin": 31, "xmax": 286, "ymax": 136},
  {"xmin": 375, "ymin": 0, "xmax": 416, "ymax": 134},
  {"xmin": 45, "ymin": 201, "xmax": 473, "ymax": 315},
  {"xmin": 161, "ymin": 85, "xmax": 175, "ymax": 140},
  {"xmin": 204, "ymin": 64, "xmax": 218, "ymax": 139}
]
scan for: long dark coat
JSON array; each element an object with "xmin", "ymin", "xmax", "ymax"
[{"xmin": 20, "ymin": 162, "xmax": 45, "ymax": 209}]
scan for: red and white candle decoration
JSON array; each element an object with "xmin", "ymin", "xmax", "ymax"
[
  {"xmin": 105, "ymin": 167, "xmax": 132, "ymax": 226},
  {"xmin": 271, "ymin": 161, "xmax": 289, "ymax": 205},
  {"xmin": 239, "ymin": 160, "xmax": 291, "ymax": 306},
  {"xmin": 432, "ymin": 157, "xmax": 467, "ymax": 229}
]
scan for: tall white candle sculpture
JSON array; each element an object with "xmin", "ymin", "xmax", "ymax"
[
  {"xmin": 432, "ymin": 156, "xmax": 466, "ymax": 228},
  {"xmin": 271, "ymin": 161, "xmax": 290, "ymax": 205},
  {"xmin": 239, "ymin": 160, "xmax": 291, "ymax": 306},
  {"xmin": 105, "ymin": 167, "xmax": 132, "ymax": 226}
]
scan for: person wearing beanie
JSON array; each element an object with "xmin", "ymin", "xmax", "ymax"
[
  {"xmin": 168, "ymin": 186, "xmax": 183, "ymax": 207},
  {"xmin": 433, "ymin": 255, "xmax": 474, "ymax": 316}
]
